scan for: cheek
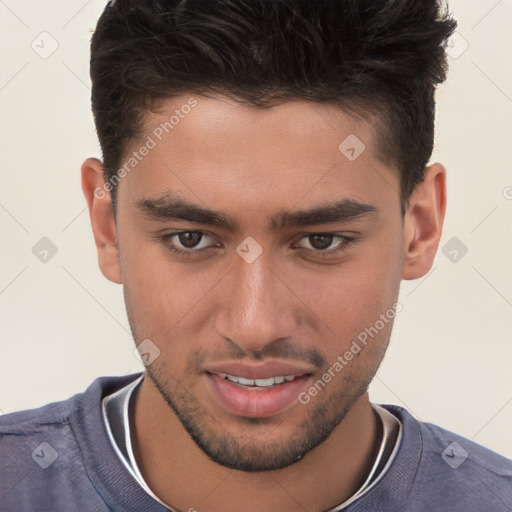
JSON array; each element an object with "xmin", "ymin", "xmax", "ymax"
[
  {"xmin": 118, "ymin": 233, "xmax": 209, "ymax": 337},
  {"xmin": 294, "ymin": 244, "xmax": 402, "ymax": 343},
  {"xmin": 123, "ymin": 262, "xmax": 212, "ymax": 331}
]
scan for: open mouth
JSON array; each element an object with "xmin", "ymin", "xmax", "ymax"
[
  {"xmin": 205, "ymin": 372, "xmax": 312, "ymax": 418},
  {"xmin": 217, "ymin": 373, "xmax": 302, "ymax": 389}
]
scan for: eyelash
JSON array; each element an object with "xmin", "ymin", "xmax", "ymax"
[{"xmin": 158, "ymin": 231, "xmax": 356, "ymax": 259}]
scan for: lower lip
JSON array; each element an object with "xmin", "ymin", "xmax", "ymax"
[{"xmin": 205, "ymin": 373, "xmax": 310, "ymax": 418}]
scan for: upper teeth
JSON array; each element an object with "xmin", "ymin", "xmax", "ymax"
[{"xmin": 219, "ymin": 373, "xmax": 297, "ymax": 387}]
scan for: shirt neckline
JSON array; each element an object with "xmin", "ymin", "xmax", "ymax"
[
  {"xmin": 102, "ymin": 373, "xmax": 403, "ymax": 511},
  {"xmin": 72, "ymin": 373, "xmax": 423, "ymax": 511}
]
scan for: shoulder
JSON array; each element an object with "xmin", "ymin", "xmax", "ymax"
[
  {"xmin": 384, "ymin": 405, "xmax": 512, "ymax": 511},
  {"xmin": 0, "ymin": 372, "xmax": 143, "ymax": 511},
  {"xmin": 0, "ymin": 372, "xmax": 140, "ymax": 435}
]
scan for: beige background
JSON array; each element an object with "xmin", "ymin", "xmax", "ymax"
[{"xmin": 0, "ymin": 0, "xmax": 511, "ymax": 459}]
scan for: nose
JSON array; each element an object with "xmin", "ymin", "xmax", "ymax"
[{"xmin": 214, "ymin": 246, "xmax": 298, "ymax": 354}]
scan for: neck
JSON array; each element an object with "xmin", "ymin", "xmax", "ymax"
[{"xmin": 131, "ymin": 376, "xmax": 381, "ymax": 512}]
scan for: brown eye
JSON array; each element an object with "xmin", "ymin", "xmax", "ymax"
[
  {"xmin": 307, "ymin": 234, "xmax": 335, "ymax": 251},
  {"xmin": 295, "ymin": 233, "xmax": 355, "ymax": 258},
  {"xmin": 177, "ymin": 231, "xmax": 203, "ymax": 249},
  {"xmin": 159, "ymin": 231, "xmax": 217, "ymax": 257}
]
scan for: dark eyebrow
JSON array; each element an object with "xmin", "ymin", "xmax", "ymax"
[
  {"xmin": 136, "ymin": 193, "xmax": 377, "ymax": 232},
  {"xmin": 273, "ymin": 199, "xmax": 377, "ymax": 230}
]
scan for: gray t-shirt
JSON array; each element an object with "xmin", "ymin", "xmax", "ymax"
[{"xmin": 1, "ymin": 372, "xmax": 511, "ymax": 511}]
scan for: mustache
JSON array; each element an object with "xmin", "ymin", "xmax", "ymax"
[{"xmin": 192, "ymin": 338, "xmax": 327, "ymax": 370}]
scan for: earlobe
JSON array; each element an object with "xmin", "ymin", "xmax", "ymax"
[
  {"xmin": 401, "ymin": 163, "xmax": 447, "ymax": 280},
  {"xmin": 81, "ymin": 157, "xmax": 122, "ymax": 284}
]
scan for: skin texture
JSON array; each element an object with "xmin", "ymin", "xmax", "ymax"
[{"xmin": 81, "ymin": 94, "xmax": 446, "ymax": 512}]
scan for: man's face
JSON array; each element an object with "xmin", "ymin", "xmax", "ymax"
[{"xmin": 114, "ymin": 95, "xmax": 405, "ymax": 471}]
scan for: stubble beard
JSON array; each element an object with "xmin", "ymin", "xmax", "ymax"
[{"xmin": 143, "ymin": 359, "xmax": 381, "ymax": 472}]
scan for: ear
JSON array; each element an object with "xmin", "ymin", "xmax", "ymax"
[
  {"xmin": 81, "ymin": 157, "xmax": 122, "ymax": 284},
  {"xmin": 401, "ymin": 163, "xmax": 447, "ymax": 280}
]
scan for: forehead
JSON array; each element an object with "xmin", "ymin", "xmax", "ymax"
[
  {"xmin": 118, "ymin": 94, "xmax": 399, "ymax": 222},
  {"xmin": 140, "ymin": 94, "xmax": 376, "ymax": 157}
]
